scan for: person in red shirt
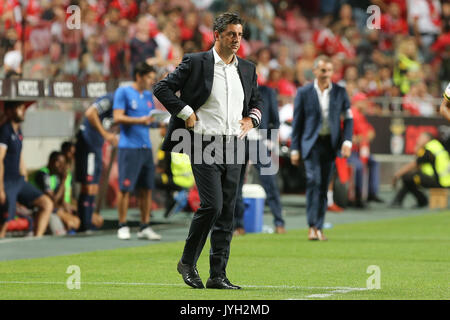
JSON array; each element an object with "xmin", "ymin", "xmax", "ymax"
[
  {"xmin": 380, "ymin": 2, "xmax": 409, "ymax": 50},
  {"xmin": 346, "ymin": 93, "xmax": 383, "ymax": 207}
]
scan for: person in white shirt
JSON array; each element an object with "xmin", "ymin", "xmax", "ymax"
[
  {"xmin": 290, "ymin": 55, "xmax": 353, "ymax": 241},
  {"xmin": 154, "ymin": 12, "xmax": 263, "ymax": 290}
]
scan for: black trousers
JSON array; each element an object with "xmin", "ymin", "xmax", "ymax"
[
  {"xmin": 181, "ymin": 135, "xmax": 243, "ymax": 279},
  {"xmin": 393, "ymin": 170, "xmax": 440, "ymax": 205}
]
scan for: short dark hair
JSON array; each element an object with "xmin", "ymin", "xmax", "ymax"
[
  {"xmin": 61, "ymin": 141, "xmax": 74, "ymax": 154},
  {"xmin": 133, "ymin": 62, "xmax": 156, "ymax": 81},
  {"xmin": 48, "ymin": 151, "xmax": 64, "ymax": 165},
  {"xmin": 3, "ymin": 100, "xmax": 25, "ymax": 110},
  {"xmin": 213, "ymin": 12, "xmax": 243, "ymax": 34}
]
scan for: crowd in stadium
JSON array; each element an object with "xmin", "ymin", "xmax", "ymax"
[
  {"xmin": 0, "ymin": 0, "xmax": 449, "ymax": 115},
  {"xmin": 1, "ymin": 0, "xmax": 450, "ymax": 238}
]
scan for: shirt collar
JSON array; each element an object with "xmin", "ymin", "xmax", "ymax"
[
  {"xmin": 212, "ymin": 47, "xmax": 238, "ymax": 67},
  {"xmin": 314, "ymin": 79, "xmax": 332, "ymax": 93}
]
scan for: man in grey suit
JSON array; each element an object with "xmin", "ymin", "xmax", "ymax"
[
  {"xmin": 290, "ymin": 55, "xmax": 353, "ymax": 241},
  {"xmin": 154, "ymin": 12, "xmax": 263, "ymax": 289}
]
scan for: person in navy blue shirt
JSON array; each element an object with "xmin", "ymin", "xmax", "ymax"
[
  {"xmin": 113, "ymin": 62, "xmax": 161, "ymax": 241},
  {"xmin": 0, "ymin": 101, "xmax": 53, "ymax": 238},
  {"xmin": 233, "ymin": 85, "xmax": 286, "ymax": 235},
  {"xmin": 75, "ymin": 92, "xmax": 117, "ymax": 232}
]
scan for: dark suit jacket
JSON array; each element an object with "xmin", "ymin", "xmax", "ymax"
[
  {"xmin": 258, "ymin": 85, "xmax": 280, "ymax": 131},
  {"xmin": 290, "ymin": 82, "xmax": 353, "ymax": 159},
  {"xmin": 153, "ymin": 49, "xmax": 263, "ymax": 152}
]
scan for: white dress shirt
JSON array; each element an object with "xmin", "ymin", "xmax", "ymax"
[
  {"xmin": 314, "ymin": 79, "xmax": 332, "ymax": 136},
  {"xmin": 290, "ymin": 79, "xmax": 352, "ymax": 157},
  {"xmin": 176, "ymin": 48, "xmax": 245, "ymax": 136}
]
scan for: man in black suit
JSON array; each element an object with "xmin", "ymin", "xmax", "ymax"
[
  {"xmin": 290, "ymin": 55, "xmax": 353, "ymax": 241},
  {"xmin": 154, "ymin": 12, "xmax": 263, "ymax": 289}
]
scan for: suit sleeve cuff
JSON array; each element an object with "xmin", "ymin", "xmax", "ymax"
[
  {"xmin": 343, "ymin": 140, "xmax": 352, "ymax": 149},
  {"xmin": 177, "ymin": 105, "xmax": 194, "ymax": 121},
  {"xmin": 249, "ymin": 108, "xmax": 261, "ymax": 125}
]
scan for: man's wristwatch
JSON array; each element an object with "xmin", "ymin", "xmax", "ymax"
[{"xmin": 251, "ymin": 117, "xmax": 258, "ymax": 128}]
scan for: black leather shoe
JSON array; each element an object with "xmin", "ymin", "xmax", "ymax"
[
  {"xmin": 354, "ymin": 199, "xmax": 367, "ymax": 208},
  {"xmin": 206, "ymin": 277, "xmax": 241, "ymax": 290},
  {"xmin": 412, "ymin": 201, "xmax": 428, "ymax": 209},
  {"xmin": 367, "ymin": 195, "xmax": 385, "ymax": 203},
  {"xmin": 177, "ymin": 260, "xmax": 204, "ymax": 289},
  {"xmin": 389, "ymin": 201, "xmax": 402, "ymax": 209}
]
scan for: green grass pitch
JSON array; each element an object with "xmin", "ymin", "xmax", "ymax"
[{"xmin": 0, "ymin": 211, "xmax": 448, "ymax": 300}]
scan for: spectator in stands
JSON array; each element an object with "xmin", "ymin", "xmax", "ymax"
[
  {"xmin": 378, "ymin": 66, "xmax": 394, "ymax": 98},
  {"xmin": 199, "ymin": 10, "xmax": 215, "ymax": 51},
  {"xmin": 256, "ymin": 47, "xmax": 272, "ymax": 84},
  {"xmin": 103, "ymin": 6, "xmax": 122, "ymax": 27},
  {"xmin": 0, "ymin": 101, "xmax": 52, "ymax": 238},
  {"xmin": 402, "ymin": 82, "xmax": 436, "ymax": 116},
  {"xmin": 342, "ymin": 0, "xmax": 373, "ymax": 33},
  {"xmin": 105, "ymin": 24, "xmax": 129, "ymax": 79},
  {"xmin": 2, "ymin": 32, "xmax": 22, "ymax": 79},
  {"xmin": 129, "ymin": 15, "xmax": 159, "ymax": 75},
  {"xmin": 81, "ymin": 8, "xmax": 99, "ymax": 42},
  {"xmin": 244, "ymin": 0, "xmax": 276, "ymax": 44},
  {"xmin": 80, "ymin": 35, "xmax": 104, "ymax": 81},
  {"xmin": 75, "ymin": 93, "xmax": 116, "ymax": 232},
  {"xmin": 154, "ymin": 19, "xmax": 177, "ymax": 61},
  {"xmin": 180, "ymin": 10, "xmax": 203, "ymax": 50},
  {"xmin": 295, "ymin": 42, "xmax": 316, "ymax": 86},
  {"xmin": 380, "ymin": 1, "xmax": 409, "ymax": 51},
  {"xmin": 339, "ymin": 64, "xmax": 359, "ymax": 88},
  {"xmin": 408, "ymin": 0, "xmax": 442, "ymax": 50},
  {"xmin": 111, "ymin": 0, "xmax": 139, "ymax": 21},
  {"xmin": 331, "ymin": 3, "xmax": 355, "ymax": 36},
  {"xmin": 391, "ymin": 132, "xmax": 450, "ymax": 208},
  {"xmin": 393, "ymin": 37, "xmax": 422, "ymax": 95},
  {"xmin": 270, "ymin": 44, "xmax": 294, "ymax": 71},
  {"xmin": 31, "ymin": 151, "xmax": 80, "ymax": 233}
]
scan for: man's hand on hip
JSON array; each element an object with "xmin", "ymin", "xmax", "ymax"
[
  {"xmin": 238, "ymin": 117, "xmax": 253, "ymax": 140},
  {"xmin": 185, "ymin": 113, "xmax": 197, "ymax": 130}
]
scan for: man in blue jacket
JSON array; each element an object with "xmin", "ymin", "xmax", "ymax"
[{"xmin": 290, "ymin": 55, "xmax": 353, "ymax": 241}]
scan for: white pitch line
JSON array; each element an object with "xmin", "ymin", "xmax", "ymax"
[
  {"xmin": 0, "ymin": 281, "xmax": 368, "ymax": 299},
  {"xmin": 306, "ymin": 294, "xmax": 333, "ymax": 298},
  {"xmin": 0, "ymin": 281, "xmax": 367, "ymax": 291},
  {"xmin": 0, "ymin": 237, "xmax": 44, "ymax": 244}
]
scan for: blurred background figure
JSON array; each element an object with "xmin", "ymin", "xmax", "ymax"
[
  {"xmin": 347, "ymin": 92, "xmax": 383, "ymax": 208},
  {"xmin": 391, "ymin": 132, "xmax": 450, "ymax": 208},
  {"xmin": 31, "ymin": 151, "xmax": 80, "ymax": 235}
]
